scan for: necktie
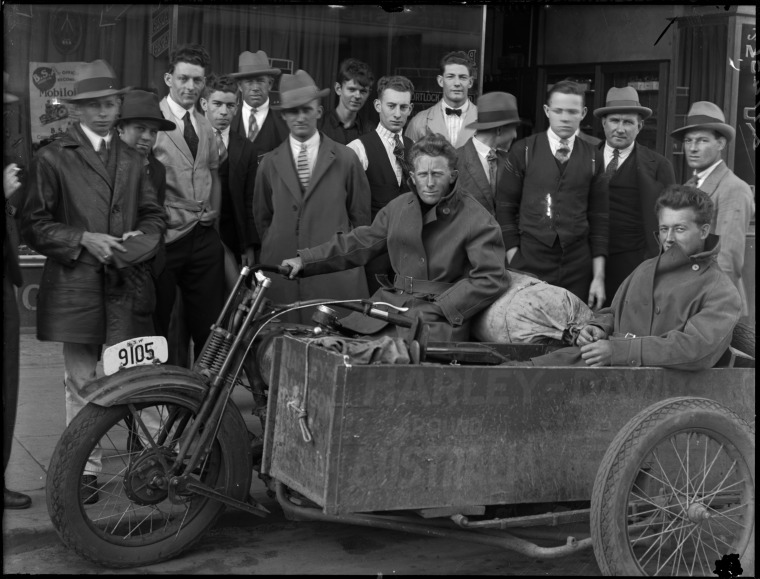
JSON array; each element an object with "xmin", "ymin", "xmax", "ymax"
[
  {"xmin": 297, "ymin": 143, "xmax": 309, "ymax": 191},
  {"xmin": 97, "ymin": 138, "xmax": 108, "ymax": 165},
  {"xmin": 183, "ymin": 112, "xmax": 198, "ymax": 159},
  {"xmin": 216, "ymin": 129, "xmax": 228, "ymax": 163},
  {"xmin": 247, "ymin": 110, "xmax": 259, "ymax": 142},
  {"xmin": 605, "ymin": 148, "xmax": 620, "ymax": 176},
  {"xmin": 392, "ymin": 134, "xmax": 410, "ymax": 182},
  {"xmin": 486, "ymin": 148, "xmax": 498, "ymax": 195},
  {"xmin": 445, "ymin": 107, "xmax": 462, "ymax": 116},
  {"xmin": 684, "ymin": 173, "xmax": 699, "ymax": 188},
  {"xmin": 555, "ymin": 139, "xmax": 570, "ymax": 163}
]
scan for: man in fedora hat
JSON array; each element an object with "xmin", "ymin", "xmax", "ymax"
[
  {"xmin": 320, "ymin": 58, "xmax": 375, "ymax": 145},
  {"xmin": 22, "ymin": 60, "xmax": 165, "ymax": 503},
  {"xmin": 457, "ymin": 91, "xmax": 521, "ymax": 216},
  {"xmin": 230, "ymin": 50, "xmax": 289, "ymax": 163},
  {"xmin": 499, "ymin": 80, "xmax": 608, "ymax": 310},
  {"xmin": 153, "ymin": 44, "xmax": 226, "ymax": 363},
  {"xmin": 405, "ymin": 51, "xmax": 478, "ymax": 148},
  {"xmin": 670, "ymin": 101, "xmax": 754, "ymax": 317},
  {"xmin": 346, "ymin": 75, "xmax": 415, "ymax": 293},
  {"xmin": 593, "ymin": 86, "xmax": 675, "ymax": 304},
  {"xmin": 253, "ymin": 69, "xmax": 371, "ymax": 324}
]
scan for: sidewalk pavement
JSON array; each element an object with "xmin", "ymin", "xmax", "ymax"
[{"xmin": 2, "ymin": 332, "xmax": 261, "ymax": 558}]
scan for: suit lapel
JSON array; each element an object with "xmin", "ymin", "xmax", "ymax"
[
  {"xmin": 272, "ymin": 141, "xmax": 303, "ymax": 202},
  {"xmin": 227, "ymin": 131, "xmax": 243, "ymax": 174},
  {"xmin": 457, "ymin": 104, "xmax": 478, "ymax": 147},
  {"xmin": 427, "ymin": 103, "xmax": 448, "ymax": 139},
  {"xmin": 697, "ymin": 162, "xmax": 729, "ymax": 196},
  {"xmin": 160, "ymin": 98, "xmax": 195, "ymax": 165},
  {"xmin": 305, "ymin": 135, "xmax": 335, "ymax": 201},
  {"xmin": 465, "ymin": 140, "xmax": 491, "ymax": 195}
]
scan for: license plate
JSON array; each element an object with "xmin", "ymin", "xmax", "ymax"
[{"xmin": 103, "ymin": 336, "xmax": 168, "ymax": 376}]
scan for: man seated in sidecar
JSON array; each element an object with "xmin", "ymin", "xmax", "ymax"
[
  {"xmin": 281, "ymin": 132, "xmax": 509, "ymax": 342},
  {"xmin": 531, "ymin": 185, "xmax": 742, "ymax": 371}
]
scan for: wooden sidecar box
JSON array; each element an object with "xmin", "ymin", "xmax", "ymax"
[{"xmin": 262, "ymin": 335, "xmax": 755, "ymax": 516}]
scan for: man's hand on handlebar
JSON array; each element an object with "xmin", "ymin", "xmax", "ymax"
[
  {"xmin": 575, "ymin": 324, "xmax": 607, "ymax": 347},
  {"xmin": 280, "ymin": 256, "xmax": 304, "ymax": 279}
]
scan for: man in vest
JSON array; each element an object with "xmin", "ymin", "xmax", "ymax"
[
  {"xmin": 347, "ymin": 75, "xmax": 415, "ymax": 293},
  {"xmin": 498, "ymin": 80, "xmax": 609, "ymax": 309},
  {"xmin": 593, "ymin": 86, "xmax": 675, "ymax": 305},
  {"xmin": 670, "ymin": 101, "xmax": 754, "ymax": 317},
  {"xmin": 456, "ymin": 91, "xmax": 521, "ymax": 216}
]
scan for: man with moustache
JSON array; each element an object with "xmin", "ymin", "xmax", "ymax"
[
  {"xmin": 22, "ymin": 61, "xmax": 165, "ymax": 502},
  {"xmin": 456, "ymin": 91, "xmax": 521, "ymax": 216},
  {"xmin": 498, "ymin": 80, "xmax": 608, "ymax": 309},
  {"xmin": 230, "ymin": 50, "xmax": 288, "ymax": 164},
  {"xmin": 405, "ymin": 51, "xmax": 478, "ymax": 148},
  {"xmin": 347, "ymin": 75, "xmax": 415, "ymax": 293},
  {"xmin": 320, "ymin": 58, "xmax": 375, "ymax": 145},
  {"xmin": 670, "ymin": 101, "xmax": 754, "ymax": 317},
  {"xmin": 200, "ymin": 74, "xmax": 259, "ymax": 280},
  {"xmin": 153, "ymin": 44, "xmax": 224, "ymax": 361},
  {"xmin": 593, "ymin": 87, "xmax": 675, "ymax": 305},
  {"xmin": 253, "ymin": 70, "xmax": 371, "ymax": 324}
]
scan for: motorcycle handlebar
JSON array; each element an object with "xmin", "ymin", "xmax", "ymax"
[
  {"xmin": 251, "ymin": 264, "xmax": 293, "ymax": 276},
  {"xmin": 336, "ymin": 301, "xmax": 413, "ymax": 328}
]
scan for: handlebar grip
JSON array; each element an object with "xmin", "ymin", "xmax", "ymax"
[{"xmin": 252, "ymin": 263, "xmax": 293, "ymax": 276}]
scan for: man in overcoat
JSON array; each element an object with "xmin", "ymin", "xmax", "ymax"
[
  {"xmin": 405, "ymin": 51, "xmax": 478, "ymax": 148},
  {"xmin": 281, "ymin": 133, "xmax": 508, "ymax": 342},
  {"xmin": 456, "ymin": 91, "xmax": 521, "ymax": 216},
  {"xmin": 253, "ymin": 70, "xmax": 371, "ymax": 324},
  {"xmin": 532, "ymin": 186, "xmax": 742, "ymax": 371},
  {"xmin": 593, "ymin": 87, "xmax": 675, "ymax": 305},
  {"xmin": 498, "ymin": 80, "xmax": 609, "ymax": 309},
  {"xmin": 670, "ymin": 101, "xmax": 754, "ymax": 317},
  {"xmin": 22, "ymin": 61, "xmax": 165, "ymax": 498}
]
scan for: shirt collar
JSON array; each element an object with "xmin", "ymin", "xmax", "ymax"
[
  {"xmin": 244, "ymin": 99, "xmax": 269, "ymax": 115},
  {"xmin": 289, "ymin": 130, "xmax": 320, "ymax": 151},
  {"xmin": 79, "ymin": 123, "xmax": 113, "ymax": 150},
  {"xmin": 471, "ymin": 135, "xmax": 492, "ymax": 158},
  {"xmin": 696, "ymin": 159, "xmax": 724, "ymax": 182},
  {"xmin": 376, "ymin": 123, "xmax": 400, "ymax": 141},
  {"xmin": 166, "ymin": 95, "xmax": 194, "ymax": 121},
  {"xmin": 548, "ymin": 128, "xmax": 575, "ymax": 147},
  {"xmin": 441, "ymin": 99, "xmax": 469, "ymax": 114},
  {"xmin": 604, "ymin": 141, "xmax": 635, "ymax": 157}
]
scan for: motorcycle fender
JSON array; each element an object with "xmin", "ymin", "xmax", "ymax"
[{"xmin": 81, "ymin": 364, "xmax": 210, "ymax": 408}]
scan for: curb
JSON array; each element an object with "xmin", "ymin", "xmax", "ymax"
[{"xmin": 2, "ymin": 527, "xmax": 59, "ymax": 556}]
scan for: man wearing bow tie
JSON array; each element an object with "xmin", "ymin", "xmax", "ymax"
[{"xmin": 405, "ymin": 51, "xmax": 478, "ymax": 148}]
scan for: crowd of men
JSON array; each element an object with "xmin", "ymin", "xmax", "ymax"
[{"xmin": 3, "ymin": 46, "xmax": 754, "ymax": 508}]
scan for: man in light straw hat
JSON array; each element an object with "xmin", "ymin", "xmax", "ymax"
[
  {"xmin": 253, "ymin": 69, "xmax": 371, "ymax": 324},
  {"xmin": 22, "ymin": 61, "xmax": 165, "ymax": 503},
  {"xmin": 230, "ymin": 50, "xmax": 288, "ymax": 163},
  {"xmin": 457, "ymin": 91, "xmax": 521, "ymax": 216},
  {"xmin": 593, "ymin": 86, "xmax": 675, "ymax": 304},
  {"xmin": 670, "ymin": 100, "xmax": 754, "ymax": 317}
]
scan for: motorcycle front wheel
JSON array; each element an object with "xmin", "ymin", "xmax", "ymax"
[{"xmin": 46, "ymin": 398, "xmax": 251, "ymax": 568}]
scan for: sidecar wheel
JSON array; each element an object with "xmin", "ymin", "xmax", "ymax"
[{"xmin": 46, "ymin": 397, "xmax": 250, "ymax": 568}]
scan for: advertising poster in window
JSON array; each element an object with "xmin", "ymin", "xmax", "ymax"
[
  {"xmin": 734, "ymin": 24, "xmax": 756, "ymax": 188},
  {"xmin": 29, "ymin": 62, "xmax": 85, "ymax": 144}
]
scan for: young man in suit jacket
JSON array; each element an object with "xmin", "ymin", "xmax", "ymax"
[
  {"xmin": 456, "ymin": 91, "xmax": 521, "ymax": 217},
  {"xmin": 201, "ymin": 74, "xmax": 260, "ymax": 281},
  {"xmin": 593, "ymin": 87, "xmax": 676, "ymax": 305},
  {"xmin": 405, "ymin": 51, "xmax": 478, "ymax": 148},
  {"xmin": 498, "ymin": 80, "xmax": 609, "ymax": 309},
  {"xmin": 253, "ymin": 70, "xmax": 371, "ymax": 324},
  {"xmin": 347, "ymin": 75, "xmax": 414, "ymax": 293},
  {"xmin": 671, "ymin": 101, "xmax": 755, "ymax": 317},
  {"xmin": 152, "ymin": 44, "xmax": 225, "ymax": 360},
  {"xmin": 229, "ymin": 50, "xmax": 289, "ymax": 165}
]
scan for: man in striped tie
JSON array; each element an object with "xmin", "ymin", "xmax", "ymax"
[{"xmin": 253, "ymin": 70, "xmax": 371, "ymax": 324}]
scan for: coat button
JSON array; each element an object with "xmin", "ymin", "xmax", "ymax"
[
  {"xmin": 420, "ymin": 257, "xmax": 425, "ymax": 263},
  {"xmin": 655, "ymin": 306, "xmax": 661, "ymax": 314},
  {"xmin": 692, "ymin": 264, "xmax": 699, "ymax": 271},
  {"xmin": 292, "ymin": 205, "xmax": 297, "ymax": 211},
  {"xmin": 442, "ymin": 207, "xmax": 450, "ymax": 215}
]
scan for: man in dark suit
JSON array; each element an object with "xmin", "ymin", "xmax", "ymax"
[
  {"xmin": 229, "ymin": 51, "xmax": 289, "ymax": 165},
  {"xmin": 499, "ymin": 80, "xmax": 608, "ymax": 309},
  {"xmin": 593, "ymin": 87, "xmax": 675, "ymax": 305},
  {"xmin": 201, "ymin": 74, "xmax": 259, "ymax": 276},
  {"xmin": 456, "ymin": 92, "xmax": 521, "ymax": 216}
]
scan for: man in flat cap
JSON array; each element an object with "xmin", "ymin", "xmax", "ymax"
[
  {"xmin": 253, "ymin": 70, "xmax": 371, "ymax": 324},
  {"xmin": 230, "ymin": 50, "xmax": 289, "ymax": 164},
  {"xmin": 457, "ymin": 91, "xmax": 521, "ymax": 216},
  {"xmin": 594, "ymin": 86, "xmax": 675, "ymax": 304},
  {"xmin": 670, "ymin": 101, "xmax": 755, "ymax": 317},
  {"xmin": 22, "ymin": 60, "xmax": 165, "ymax": 503}
]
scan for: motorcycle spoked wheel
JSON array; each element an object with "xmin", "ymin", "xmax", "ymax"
[{"xmin": 46, "ymin": 399, "xmax": 250, "ymax": 568}]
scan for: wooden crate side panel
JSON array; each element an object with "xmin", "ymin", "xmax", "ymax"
[{"xmin": 327, "ymin": 365, "xmax": 754, "ymax": 514}]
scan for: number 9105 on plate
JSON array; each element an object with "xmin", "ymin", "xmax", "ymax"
[{"xmin": 103, "ymin": 336, "xmax": 168, "ymax": 376}]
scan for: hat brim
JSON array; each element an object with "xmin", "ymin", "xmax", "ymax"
[
  {"xmin": 119, "ymin": 115, "xmax": 176, "ymax": 131},
  {"xmin": 670, "ymin": 121, "xmax": 735, "ymax": 142},
  {"xmin": 465, "ymin": 118, "xmax": 523, "ymax": 131},
  {"xmin": 63, "ymin": 86, "xmax": 133, "ymax": 102},
  {"xmin": 272, "ymin": 87, "xmax": 330, "ymax": 110},
  {"xmin": 229, "ymin": 68, "xmax": 282, "ymax": 79},
  {"xmin": 593, "ymin": 105, "xmax": 652, "ymax": 119}
]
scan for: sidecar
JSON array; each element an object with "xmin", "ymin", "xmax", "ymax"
[{"xmin": 262, "ymin": 335, "xmax": 755, "ymax": 576}]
